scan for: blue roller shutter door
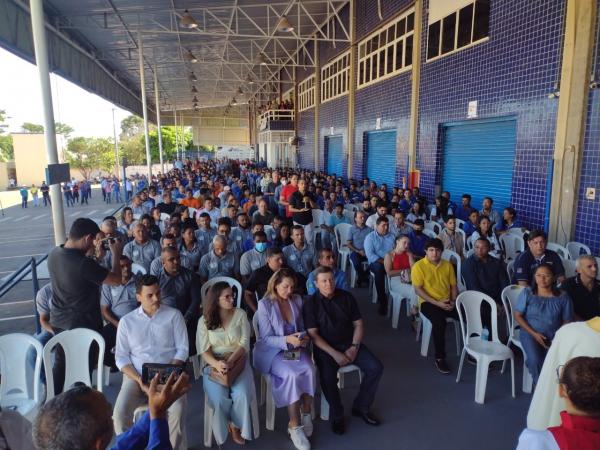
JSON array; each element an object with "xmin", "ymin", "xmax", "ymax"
[
  {"xmin": 442, "ymin": 117, "xmax": 517, "ymax": 212},
  {"xmin": 326, "ymin": 136, "xmax": 344, "ymax": 177},
  {"xmin": 366, "ymin": 130, "xmax": 397, "ymax": 190}
]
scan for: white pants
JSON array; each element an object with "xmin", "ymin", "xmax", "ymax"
[
  {"xmin": 294, "ymin": 222, "xmax": 314, "ymax": 245},
  {"xmin": 113, "ymin": 375, "xmax": 187, "ymax": 450}
]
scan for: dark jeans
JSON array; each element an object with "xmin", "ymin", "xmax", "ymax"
[
  {"xmin": 368, "ymin": 262, "xmax": 388, "ymax": 308},
  {"xmin": 43, "ymin": 194, "xmax": 50, "ymax": 206},
  {"xmin": 349, "ymin": 251, "xmax": 368, "ymax": 282},
  {"xmin": 21, "ymin": 198, "xmax": 27, "ymax": 208},
  {"xmin": 314, "ymin": 344, "xmax": 383, "ymax": 421},
  {"xmin": 52, "ymin": 328, "xmax": 100, "ymax": 395},
  {"xmin": 420, "ymin": 302, "xmax": 459, "ymax": 359},
  {"xmin": 101, "ymin": 323, "xmax": 118, "ymax": 368}
]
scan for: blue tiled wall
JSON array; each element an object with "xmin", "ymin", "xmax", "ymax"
[
  {"xmin": 319, "ymin": 96, "xmax": 349, "ymax": 175},
  {"xmin": 575, "ymin": 0, "xmax": 600, "ymax": 254},
  {"xmin": 298, "ymin": 108, "xmax": 315, "ymax": 170},
  {"xmin": 417, "ymin": 0, "xmax": 564, "ymax": 230}
]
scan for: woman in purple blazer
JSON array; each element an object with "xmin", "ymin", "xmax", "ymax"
[{"xmin": 253, "ymin": 268, "xmax": 316, "ymax": 450}]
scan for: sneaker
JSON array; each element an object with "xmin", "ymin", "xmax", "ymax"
[
  {"xmin": 301, "ymin": 412, "xmax": 313, "ymax": 437},
  {"xmin": 435, "ymin": 358, "xmax": 451, "ymax": 374},
  {"xmin": 288, "ymin": 426, "xmax": 311, "ymax": 450}
]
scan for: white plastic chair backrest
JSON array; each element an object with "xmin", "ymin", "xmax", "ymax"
[
  {"xmin": 160, "ymin": 213, "xmax": 171, "ymax": 222},
  {"xmin": 423, "ymin": 229, "xmax": 437, "ymax": 239},
  {"xmin": 252, "ymin": 313, "xmax": 261, "ymax": 340},
  {"xmin": 501, "ymin": 285, "xmax": 524, "ymax": 340},
  {"xmin": 264, "ymin": 225, "xmax": 274, "ymax": 234},
  {"xmin": 0, "ymin": 333, "xmax": 43, "ymax": 405},
  {"xmin": 43, "ymin": 328, "xmax": 105, "ymax": 400},
  {"xmin": 456, "ymin": 291, "xmax": 501, "ymax": 344},
  {"xmin": 500, "ymin": 234, "xmax": 524, "ymax": 260},
  {"xmin": 131, "ymin": 263, "xmax": 147, "ymax": 275},
  {"xmin": 465, "ymin": 248, "xmax": 474, "ymax": 258},
  {"xmin": 424, "ymin": 221, "xmax": 440, "ymax": 234},
  {"xmin": 507, "ymin": 260, "xmax": 515, "ymax": 281},
  {"xmin": 546, "ymin": 242, "xmax": 570, "ymax": 260},
  {"xmin": 566, "ymin": 241, "xmax": 591, "ymax": 260},
  {"xmin": 344, "ymin": 210, "xmax": 355, "ymax": 223},
  {"xmin": 201, "ymin": 277, "xmax": 243, "ymax": 308},
  {"xmin": 311, "ymin": 209, "xmax": 324, "ymax": 227},
  {"xmin": 188, "ymin": 207, "xmax": 198, "ymax": 218},
  {"xmin": 455, "ymin": 218, "xmax": 466, "ymax": 230},
  {"xmin": 507, "ymin": 227, "xmax": 525, "ymax": 237},
  {"xmin": 455, "ymin": 228, "xmax": 467, "ymax": 250},
  {"xmin": 334, "ymin": 223, "xmax": 353, "ymax": 249},
  {"xmin": 442, "ymin": 249, "xmax": 465, "ymax": 290},
  {"xmin": 344, "ymin": 204, "xmax": 358, "ymax": 213},
  {"xmin": 563, "ymin": 259, "xmax": 577, "ymax": 278},
  {"xmin": 133, "ymin": 213, "xmax": 141, "ymax": 220}
]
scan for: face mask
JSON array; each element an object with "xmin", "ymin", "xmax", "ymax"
[{"xmin": 255, "ymin": 242, "xmax": 267, "ymax": 253}]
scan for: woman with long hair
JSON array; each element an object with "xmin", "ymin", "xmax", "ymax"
[
  {"xmin": 514, "ymin": 264, "xmax": 573, "ymax": 383},
  {"xmin": 470, "ymin": 216, "xmax": 501, "ymax": 257},
  {"xmin": 253, "ymin": 269, "xmax": 316, "ymax": 450},
  {"xmin": 274, "ymin": 223, "xmax": 293, "ymax": 248},
  {"xmin": 197, "ymin": 282, "xmax": 256, "ymax": 446},
  {"xmin": 495, "ymin": 206, "xmax": 521, "ymax": 236},
  {"xmin": 406, "ymin": 201, "xmax": 427, "ymax": 223},
  {"xmin": 384, "ymin": 235, "xmax": 418, "ymax": 325}
]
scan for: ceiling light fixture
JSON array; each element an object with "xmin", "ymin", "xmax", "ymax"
[
  {"xmin": 258, "ymin": 53, "xmax": 268, "ymax": 66},
  {"xmin": 277, "ymin": 15, "xmax": 294, "ymax": 32},
  {"xmin": 185, "ymin": 50, "xmax": 198, "ymax": 63},
  {"xmin": 191, "ymin": 86, "xmax": 198, "ymax": 93},
  {"xmin": 180, "ymin": 9, "xmax": 198, "ymax": 29}
]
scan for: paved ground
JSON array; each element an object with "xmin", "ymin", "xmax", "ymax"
[
  {"xmin": 0, "ymin": 187, "xmax": 123, "ymax": 334},
  {"xmin": 0, "ymin": 189, "xmax": 530, "ymax": 449}
]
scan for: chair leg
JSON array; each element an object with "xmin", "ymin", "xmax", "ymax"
[
  {"xmin": 320, "ymin": 394, "xmax": 330, "ymax": 421},
  {"xmin": 265, "ymin": 379, "xmax": 275, "ymax": 431},
  {"xmin": 456, "ymin": 349, "xmax": 466, "ymax": 383},
  {"xmin": 338, "ymin": 372, "xmax": 345, "ymax": 389},
  {"xmin": 259, "ymin": 375, "xmax": 266, "ymax": 406},
  {"xmin": 510, "ymin": 357, "xmax": 516, "ymax": 398},
  {"xmin": 103, "ymin": 366, "xmax": 111, "ymax": 387},
  {"xmin": 204, "ymin": 396, "xmax": 213, "ymax": 447},
  {"xmin": 391, "ymin": 294, "xmax": 400, "ymax": 329},
  {"xmin": 474, "ymin": 358, "xmax": 490, "ymax": 404},
  {"xmin": 523, "ymin": 364, "xmax": 533, "ymax": 394},
  {"xmin": 251, "ymin": 395, "xmax": 261, "ymax": 439},
  {"xmin": 453, "ymin": 321, "xmax": 461, "ymax": 356},
  {"xmin": 350, "ymin": 265, "xmax": 357, "ymax": 288},
  {"xmin": 415, "ymin": 317, "xmax": 422, "ymax": 342},
  {"xmin": 420, "ymin": 318, "xmax": 432, "ymax": 357}
]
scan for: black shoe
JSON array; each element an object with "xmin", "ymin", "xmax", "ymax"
[
  {"xmin": 331, "ymin": 418, "xmax": 346, "ymax": 435},
  {"xmin": 351, "ymin": 409, "xmax": 381, "ymax": 426},
  {"xmin": 435, "ymin": 359, "xmax": 451, "ymax": 374}
]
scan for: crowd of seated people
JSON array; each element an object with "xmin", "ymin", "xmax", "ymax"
[{"xmin": 12, "ymin": 156, "xmax": 599, "ymax": 450}]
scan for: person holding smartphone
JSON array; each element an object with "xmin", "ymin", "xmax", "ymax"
[
  {"xmin": 514, "ymin": 264, "xmax": 573, "ymax": 384},
  {"xmin": 114, "ymin": 275, "xmax": 189, "ymax": 450},
  {"xmin": 253, "ymin": 268, "xmax": 316, "ymax": 450}
]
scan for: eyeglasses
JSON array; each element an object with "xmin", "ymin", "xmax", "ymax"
[{"xmin": 556, "ymin": 364, "xmax": 564, "ymax": 383}]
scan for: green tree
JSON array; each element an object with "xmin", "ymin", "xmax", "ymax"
[
  {"xmin": 66, "ymin": 137, "xmax": 114, "ymax": 179},
  {"xmin": 119, "ymin": 137, "xmax": 146, "ymax": 166},
  {"xmin": 21, "ymin": 122, "xmax": 44, "ymax": 133},
  {"xmin": 0, "ymin": 109, "xmax": 12, "ymax": 161},
  {"xmin": 120, "ymin": 115, "xmax": 144, "ymax": 139},
  {"xmin": 55, "ymin": 122, "xmax": 74, "ymax": 139}
]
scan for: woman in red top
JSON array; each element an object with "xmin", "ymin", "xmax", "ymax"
[
  {"xmin": 517, "ymin": 356, "xmax": 600, "ymax": 450},
  {"xmin": 384, "ymin": 235, "xmax": 417, "ymax": 328}
]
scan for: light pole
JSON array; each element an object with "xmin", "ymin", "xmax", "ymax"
[{"xmin": 112, "ymin": 108, "xmax": 120, "ymax": 177}]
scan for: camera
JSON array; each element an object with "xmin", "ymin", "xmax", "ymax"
[{"xmin": 101, "ymin": 236, "xmax": 120, "ymax": 251}]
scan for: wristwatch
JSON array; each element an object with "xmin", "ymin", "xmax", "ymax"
[{"xmin": 351, "ymin": 343, "xmax": 360, "ymax": 349}]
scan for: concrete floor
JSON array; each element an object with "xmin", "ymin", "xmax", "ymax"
[{"xmin": 0, "ymin": 189, "xmax": 530, "ymax": 449}]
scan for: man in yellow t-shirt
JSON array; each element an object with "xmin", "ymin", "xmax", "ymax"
[
  {"xmin": 30, "ymin": 184, "xmax": 40, "ymax": 207},
  {"xmin": 411, "ymin": 238, "xmax": 458, "ymax": 375}
]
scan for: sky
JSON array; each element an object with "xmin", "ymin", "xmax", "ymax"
[{"xmin": 0, "ymin": 47, "xmax": 133, "ymax": 139}]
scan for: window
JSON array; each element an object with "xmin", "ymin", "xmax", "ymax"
[
  {"xmin": 427, "ymin": 0, "xmax": 490, "ymax": 61},
  {"xmin": 298, "ymin": 75, "xmax": 315, "ymax": 111},
  {"xmin": 357, "ymin": 8, "xmax": 415, "ymax": 89},
  {"xmin": 321, "ymin": 51, "xmax": 350, "ymax": 103}
]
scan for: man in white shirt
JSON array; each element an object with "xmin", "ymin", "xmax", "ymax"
[{"xmin": 114, "ymin": 274, "xmax": 189, "ymax": 449}]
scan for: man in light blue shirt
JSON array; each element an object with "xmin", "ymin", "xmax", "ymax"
[
  {"xmin": 364, "ymin": 216, "xmax": 395, "ymax": 315},
  {"xmin": 347, "ymin": 211, "xmax": 372, "ymax": 286},
  {"xmin": 306, "ymin": 248, "xmax": 348, "ymax": 295}
]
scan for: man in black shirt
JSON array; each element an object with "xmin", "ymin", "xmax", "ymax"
[
  {"xmin": 562, "ymin": 255, "xmax": 600, "ymax": 320},
  {"xmin": 303, "ymin": 267, "xmax": 383, "ymax": 435},
  {"xmin": 47, "ymin": 218, "xmax": 124, "ymax": 393},
  {"xmin": 156, "ymin": 190, "xmax": 178, "ymax": 215},
  {"xmin": 244, "ymin": 247, "xmax": 284, "ymax": 313},
  {"xmin": 289, "ymin": 178, "xmax": 316, "ymax": 245}
]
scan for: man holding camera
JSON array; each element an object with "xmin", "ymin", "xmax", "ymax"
[
  {"xmin": 48, "ymin": 218, "xmax": 125, "ymax": 394},
  {"xmin": 114, "ymin": 274, "xmax": 189, "ymax": 449}
]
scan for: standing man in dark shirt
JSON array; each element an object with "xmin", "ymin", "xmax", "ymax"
[
  {"xmin": 41, "ymin": 181, "xmax": 50, "ymax": 206},
  {"xmin": 289, "ymin": 178, "xmax": 317, "ymax": 245},
  {"xmin": 562, "ymin": 255, "xmax": 600, "ymax": 320},
  {"xmin": 47, "ymin": 218, "xmax": 124, "ymax": 393},
  {"xmin": 303, "ymin": 267, "xmax": 383, "ymax": 435}
]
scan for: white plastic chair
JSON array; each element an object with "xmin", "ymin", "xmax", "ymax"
[
  {"xmin": 131, "ymin": 263, "xmax": 147, "ymax": 275},
  {"xmin": 424, "ymin": 220, "xmax": 441, "ymax": 235},
  {"xmin": 252, "ymin": 314, "xmax": 277, "ymax": 431},
  {"xmin": 417, "ymin": 311, "xmax": 461, "ymax": 357},
  {"xmin": 507, "ymin": 227, "xmax": 526, "ymax": 238},
  {"xmin": 264, "ymin": 224, "xmax": 275, "ymax": 241},
  {"xmin": 334, "ymin": 223, "xmax": 353, "ymax": 271},
  {"xmin": 343, "ymin": 210, "xmax": 355, "ymax": 224},
  {"xmin": 442, "ymin": 249, "xmax": 466, "ymax": 292},
  {"xmin": 133, "ymin": 213, "xmax": 141, "ymax": 220},
  {"xmin": 455, "ymin": 218, "xmax": 466, "ymax": 230},
  {"xmin": 563, "ymin": 258, "xmax": 577, "ymax": 278},
  {"xmin": 455, "ymin": 291, "xmax": 515, "ymax": 404},
  {"xmin": 311, "ymin": 209, "xmax": 325, "ymax": 249},
  {"xmin": 501, "ymin": 285, "xmax": 533, "ymax": 393},
  {"xmin": 423, "ymin": 229, "xmax": 437, "ymax": 239},
  {"xmin": 0, "ymin": 334, "xmax": 43, "ymax": 420},
  {"xmin": 320, "ymin": 364, "xmax": 363, "ymax": 421},
  {"xmin": 388, "ymin": 277, "xmax": 416, "ymax": 328},
  {"xmin": 507, "ymin": 260, "xmax": 515, "ymax": 281},
  {"xmin": 202, "ymin": 357, "xmax": 260, "ymax": 447},
  {"xmin": 43, "ymin": 328, "xmax": 106, "ymax": 400},
  {"xmin": 160, "ymin": 212, "xmax": 171, "ymax": 222},
  {"xmin": 201, "ymin": 277, "xmax": 243, "ymax": 308},
  {"xmin": 370, "ymin": 272, "xmax": 389, "ymax": 305},
  {"xmin": 546, "ymin": 242, "xmax": 570, "ymax": 260},
  {"xmin": 188, "ymin": 207, "xmax": 198, "ymax": 218},
  {"xmin": 455, "ymin": 228, "xmax": 467, "ymax": 252},
  {"xmin": 566, "ymin": 241, "xmax": 591, "ymax": 260},
  {"xmin": 499, "ymin": 233, "xmax": 524, "ymax": 261}
]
